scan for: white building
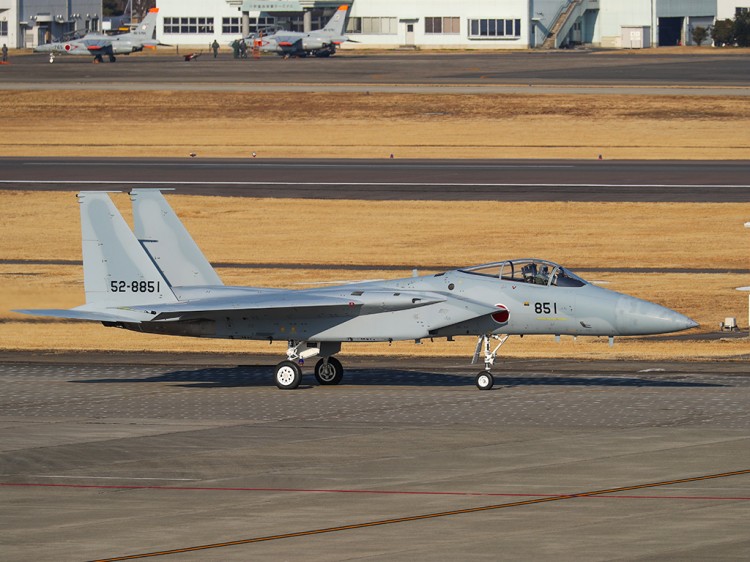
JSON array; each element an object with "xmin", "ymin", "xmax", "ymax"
[
  {"xmin": 594, "ymin": 1, "xmax": 715, "ymax": 47},
  {"xmin": 717, "ymin": 0, "xmax": 750, "ymax": 19},
  {"xmin": 0, "ymin": 0, "xmax": 102, "ymax": 48},
  {"xmin": 149, "ymin": 0, "xmax": 719, "ymax": 50}
]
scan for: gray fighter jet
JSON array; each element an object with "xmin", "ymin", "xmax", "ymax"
[
  {"xmin": 15, "ymin": 190, "xmax": 698, "ymax": 390},
  {"xmin": 258, "ymin": 4, "xmax": 351, "ymax": 57},
  {"xmin": 34, "ymin": 8, "xmax": 160, "ymax": 63}
]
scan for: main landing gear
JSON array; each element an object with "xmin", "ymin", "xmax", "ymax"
[
  {"xmin": 274, "ymin": 341, "xmax": 343, "ymax": 390},
  {"xmin": 472, "ymin": 334, "xmax": 509, "ymax": 390}
]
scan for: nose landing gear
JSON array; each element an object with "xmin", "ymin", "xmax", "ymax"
[{"xmin": 472, "ymin": 334, "xmax": 509, "ymax": 390}]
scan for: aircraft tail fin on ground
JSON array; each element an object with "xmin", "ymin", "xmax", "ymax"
[
  {"xmin": 79, "ymin": 191, "xmax": 178, "ymax": 306},
  {"xmin": 131, "ymin": 189, "xmax": 223, "ymax": 287},
  {"xmin": 133, "ymin": 8, "xmax": 159, "ymax": 40},
  {"xmin": 323, "ymin": 5, "xmax": 350, "ymax": 35}
]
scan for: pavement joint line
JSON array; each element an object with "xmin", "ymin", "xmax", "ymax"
[
  {"xmin": 2, "ymin": 482, "xmax": 749, "ymax": 502},
  {"xmin": 87, "ymin": 468, "xmax": 750, "ymax": 562}
]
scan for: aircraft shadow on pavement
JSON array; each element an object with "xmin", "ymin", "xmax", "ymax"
[{"xmin": 72, "ymin": 366, "xmax": 724, "ymax": 389}]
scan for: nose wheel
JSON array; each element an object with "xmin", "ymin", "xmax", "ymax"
[{"xmin": 475, "ymin": 372, "xmax": 494, "ymax": 390}]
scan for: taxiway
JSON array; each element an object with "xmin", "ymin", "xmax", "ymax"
[
  {"xmin": 2, "ymin": 52, "xmax": 750, "ymax": 96},
  {"xmin": 1, "ymin": 157, "xmax": 749, "ymax": 201},
  {"xmin": 1, "ymin": 356, "xmax": 749, "ymax": 561}
]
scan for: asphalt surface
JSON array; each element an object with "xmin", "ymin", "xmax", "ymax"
[
  {"xmin": 2, "ymin": 52, "xmax": 750, "ymax": 95},
  {"xmin": 2, "ymin": 157, "xmax": 749, "ymax": 202},
  {"xmin": 1, "ymin": 355, "xmax": 749, "ymax": 561}
]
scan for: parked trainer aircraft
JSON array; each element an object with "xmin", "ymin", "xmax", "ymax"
[
  {"xmin": 34, "ymin": 8, "xmax": 160, "ymax": 63},
  {"xmin": 257, "ymin": 4, "xmax": 351, "ymax": 57},
  {"xmin": 15, "ymin": 190, "xmax": 698, "ymax": 390}
]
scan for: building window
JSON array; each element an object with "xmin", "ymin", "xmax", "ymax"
[
  {"xmin": 0, "ymin": 21, "xmax": 7, "ymax": 36},
  {"xmin": 249, "ymin": 16, "xmax": 276, "ymax": 34},
  {"xmin": 163, "ymin": 17, "xmax": 214, "ymax": 35},
  {"xmin": 222, "ymin": 17, "xmax": 240, "ymax": 34},
  {"xmin": 737, "ymin": 7, "xmax": 749, "ymax": 16},
  {"xmin": 425, "ymin": 17, "xmax": 460, "ymax": 34},
  {"xmin": 347, "ymin": 17, "xmax": 397, "ymax": 35},
  {"xmin": 468, "ymin": 18, "xmax": 521, "ymax": 38}
]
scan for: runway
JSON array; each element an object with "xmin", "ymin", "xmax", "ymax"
[
  {"xmin": 1, "ymin": 157, "xmax": 749, "ymax": 201},
  {"xmin": 1, "ymin": 356, "xmax": 749, "ymax": 560},
  {"xmin": 2, "ymin": 52, "xmax": 750, "ymax": 95}
]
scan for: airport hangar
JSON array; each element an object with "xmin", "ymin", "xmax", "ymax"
[
  {"xmin": 0, "ymin": 0, "xmax": 728, "ymax": 50},
  {"xmin": 149, "ymin": 0, "xmax": 719, "ymax": 50},
  {"xmin": 3, "ymin": 0, "xmax": 747, "ymax": 50}
]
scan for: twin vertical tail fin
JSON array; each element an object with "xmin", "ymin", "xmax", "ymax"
[
  {"xmin": 131, "ymin": 189, "xmax": 223, "ymax": 287},
  {"xmin": 14, "ymin": 190, "xmax": 221, "ymax": 321},
  {"xmin": 79, "ymin": 191, "xmax": 177, "ymax": 307}
]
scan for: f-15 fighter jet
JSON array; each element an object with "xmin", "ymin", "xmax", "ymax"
[{"xmin": 15, "ymin": 190, "xmax": 698, "ymax": 390}]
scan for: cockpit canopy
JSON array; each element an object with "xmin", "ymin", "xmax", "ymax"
[{"xmin": 459, "ymin": 259, "xmax": 587, "ymax": 288}]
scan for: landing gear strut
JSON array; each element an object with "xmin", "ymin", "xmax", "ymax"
[
  {"xmin": 274, "ymin": 341, "xmax": 343, "ymax": 389},
  {"xmin": 471, "ymin": 334, "xmax": 509, "ymax": 390}
]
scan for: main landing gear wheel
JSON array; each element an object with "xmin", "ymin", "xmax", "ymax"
[
  {"xmin": 109, "ymin": 54, "xmax": 117, "ymax": 62},
  {"xmin": 314, "ymin": 357, "xmax": 343, "ymax": 385},
  {"xmin": 475, "ymin": 372, "xmax": 494, "ymax": 390},
  {"xmin": 275, "ymin": 360, "xmax": 302, "ymax": 390}
]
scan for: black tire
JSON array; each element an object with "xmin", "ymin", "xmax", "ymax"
[
  {"xmin": 314, "ymin": 357, "xmax": 344, "ymax": 385},
  {"xmin": 109, "ymin": 55, "xmax": 116, "ymax": 62},
  {"xmin": 275, "ymin": 360, "xmax": 302, "ymax": 390},
  {"xmin": 475, "ymin": 372, "xmax": 494, "ymax": 390}
]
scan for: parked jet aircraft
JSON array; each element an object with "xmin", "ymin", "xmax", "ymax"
[
  {"xmin": 15, "ymin": 190, "xmax": 698, "ymax": 390},
  {"xmin": 34, "ymin": 8, "xmax": 160, "ymax": 63},
  {"xmin": 257, "ymin": 4, "xmax": 351, "ymax": 57}
]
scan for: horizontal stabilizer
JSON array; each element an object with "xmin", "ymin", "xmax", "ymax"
[{"xmin": 12, "ymin": 308, "xmax": 149, "ymax": 322}]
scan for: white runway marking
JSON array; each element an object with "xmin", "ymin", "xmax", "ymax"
[{"xmin": 2, "ymin": 180, "xmax": 749, "ymax": 189}]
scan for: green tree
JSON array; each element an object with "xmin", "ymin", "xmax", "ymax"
[
  {"xmin": 735, "ymin": 12, "xmax": 750, "ymax": 47},
  {"xmin": 691, "ymin": 26, "xmax": 708, "ymax": 46},
  {"xmin": 711, "ymin": 19, "xmax": 734, "ymax": 46}
]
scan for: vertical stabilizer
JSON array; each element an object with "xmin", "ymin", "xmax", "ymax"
[
  {"xmin": 323, "ymin": 5, "xmax": 350, "ymax": 35},
  {"xmin": 131, "ymin": 189, "xmax": 223, "ymax": 287},
  {"xmin": 79, "ymin": 191, "xmax": 177, "ymax": 306},
  {"xmin": 132, "ymin": 8, "xmax": 159, "ymax": 40}
]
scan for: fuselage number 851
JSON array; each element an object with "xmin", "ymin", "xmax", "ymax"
[
  {"xmin": 535, "ymin": 302, "xmax": 557, "ymax": 314},
  {"xmin": 110, "ymin": 280, "xmax": 161, "ymax": 293}
]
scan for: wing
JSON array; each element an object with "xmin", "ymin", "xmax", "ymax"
[
  {"xmin": 124, "ymin": 290, "xmax": 446, "ymax": 321},
  {"xmin": 274, "ymin": 36, "xmax": 303, "ymax": 48},
  {"xmin": 82, "ymin": 39, "xmax": 113, "ymax": 53}
]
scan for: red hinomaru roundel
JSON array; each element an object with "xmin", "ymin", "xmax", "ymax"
[{"xmin": 492, "ymin": 304, "xmax": 510, "ymax": 323}]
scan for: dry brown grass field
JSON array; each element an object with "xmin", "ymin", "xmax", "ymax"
[
  {"xmin": 3, "ymin": 192, "xmax": 749, "ymax": 360},
  {"xmin": 2, "ymin": 91, "xmax": 750, "ymax": 159}
]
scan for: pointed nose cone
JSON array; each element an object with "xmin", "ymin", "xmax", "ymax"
[{"xmin": 615, "ymin": 296, "xmax": 698, "ymax": 335}]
